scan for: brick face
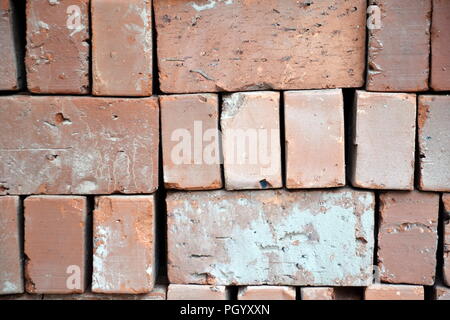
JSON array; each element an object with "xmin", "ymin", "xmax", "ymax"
[
  {"xmin": 167, "ymin": 284, "xmax": 229, "ymax": 300},
  {"xmin": 430, "ymin": 0, "xmax": 450, "ymax": 91},
  {"xmin": 364, "ymin": 284, "xmax": 424, "ymax": 300},
  {"xmin": 238, "ymin": 286, "xmax": 296, "ymax": 300}
]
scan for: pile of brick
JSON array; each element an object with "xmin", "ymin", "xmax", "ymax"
[{"xmin": 0, "ymin": 0, "xmax": 449, "ymax": 301}]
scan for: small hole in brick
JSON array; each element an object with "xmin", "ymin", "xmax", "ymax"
[
  {"xmin": 259, "ymin": 179, "xmax": 272, "ymax": 189},
  {"xmin": 55, "ymin": 113, "xmax": 72, "ymax": 125}
]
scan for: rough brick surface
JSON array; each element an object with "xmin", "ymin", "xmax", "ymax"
[
  {"xmin": 443, "ymin": 194, "xmax": 450, "ymax": 286},
  {"xmin": 92, "ymin": 0, "xmax": 152, "ymax": 96},
  {"xmin": 351, "ymin": 91, "xmax": 416, "ymax": 190},
  {"xmin": 0, "ymin": 0, "xmax": 22, "ymax": 90},
  {"xmin": 430, "ymin": 0, "xmax": 450, "ymax": 91},
  {"xmin": 167, "ymin": 188, "xmax": 374, "ymax": 286},
  {"xmin": 167, "ymin": 284, "xmax": 229, "ymax": 300},
  {"xmin": 433, "ymin": 284, "xmax": 450, "ymax": 300},
  {"xmin": 24, "ymin": 196, "xmax": 87, "ymax": 294},
  {"xmin": 161, "ymin": 94, "xmax": 222, "ymax": 190},
  {"xmin": 377, "ymin": 191, "xmax": 439, "ymax": 285},
  {"xmin": 221, "ymin": 92, "xmax": 282, "ymax": 190},
  {"xmin": 364, "ymin": 284, "xmax": 424, "ymax": 300},
  {"xmin": 418, "ymin": 96, "xmax": 450, "ymax": 192},
  {"xmin": 0, "ymin": 196, "xmax": 23, "ymax": 294},
  {"xmin": 0, "ymin": 96, "xmax": 159, "ymax": 195},
  {"xmin": 92, "ymin": 196, "xmax": 156, "ymax": 294},
  {"xmin": 284, "ymin": 89, "xmax": 345, "ymax": 188},
  {"xmin": 238, "ymin": 286, "xmax": 296, "ymax": 300},
  {"xmin": 26, "ymin": 0, "xmax": 89, "ymax": 94},
  {"xmin": 366, "ymin": 0, "xmax": 431, "ymax": 92},
  {"xmin": 45, "ymin": 285, "xmax": 167, "ymax": 300},
  {"xmin": 154, "ymin": 0, "xmax": 366, "ymax": 93},
  {"xmin": 301, "ymin": 287, "xmax": 334, "ymax": 300}
]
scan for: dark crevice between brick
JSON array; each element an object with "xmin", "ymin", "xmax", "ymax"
[
  {"xmin": 151, "ymin": 0, "xmax": 161, "ymax": 96},
  {"xmin": 18, "ymin": 195, "xmax": 26, "ymax": 291},
  {"xmin": 414, "ymin": 95, "xmax": 422, "ymax": 189},
  {"xmin": 279, "ymin": 90, "xmax": 286, "ymax": 188},
  {"xmin": 342, "ymin": 88, "xmax": 356, "ymax": 186},
  {"xmin": 218, "ymin": 93, "xmax": 225, "ymax": 189},
  {"xmin": 373, "ymin": 192, "xmax": 380, "ymax": 280},
  {"xmin": 228, "ymin": 286, "xmax": 239, "ymax": 300},
  {"xmin": 85, "ymin": 196, "xmax": 94, "ymax": 292}
]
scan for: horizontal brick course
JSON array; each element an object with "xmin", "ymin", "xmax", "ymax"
[{"xmin": 364, "ymin": 284, "xmax": 424, "ymax": 300}]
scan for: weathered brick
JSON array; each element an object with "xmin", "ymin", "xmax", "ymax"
[
  {"xmin": 284, "ymin": 89, "xmax": 345, "ymax": 189},
  {"xmin": 24, "ymin": 196, "xmax": 87, "ymax": 294},
  {"xmin": 154, "ymin": 0, "xmax": 366, "ymax": 93},
  {"xmin": 92, "ymin": 0, "xmax": 152, "ymax": 96},
  {"xmin": 430, "ymin": 0, "xmax": 450, "ymax": 91},
  {"xmin": 0, "ymin": 196, "xmax": 23, "ymax": 294},
  {"xmin": 167, "ymin": 284, "xmax": 229, "ymax": 300},
  {"xmin": 433, "ymin": 284, "xmax": 450, "ymax": 300},
  {"xmin": 377, "ymin": 191, "xmax": 439, "ymax": 285},
  {"xmin": 418, "ymin": 96, "xmax": 450, "ymax": 192},
  {"xmin": 350, "ymin": 91, "xmax": 416, "ymax": 190},
  {"xmin": 161, "ymin": 94, "xmax": 222, "ymax": 190},
  {"xmin": 238, "ymin": 286, "xmax": 295, "ymax": 300},
  {"xmin": 443, "ymin": 194, "xmax": 450, "ymax": 286},
  {"xmin": 0, "ymin": 96, "xmax": 159, "ymax": 195},
  {"xmin": 92, "ymin": 195, "xmax": 156, "ymax": 294},
  {"xmin": 0, "ymin": 0, "xmax": 23, "ymax": 90},
  {"xmin": 301, "ymin": 287, "xmax": 362, "ymax": 300},
  {"xmin": 44, "ymin": 285, "xmax": 167, "ymax": 300},
  {"xmin": 26, "ymin": 0, "xmax": 89, "ymax": 94},
  {"xmin": 221, "ymin": 92, "xmax": 282, "ymax": 190},
  {"xmin": 366, "ymin": 0, "xmax": 431, "ymax": 92},
  {"xmin": 167, "ymin": 188, "xmax": 374, "ymax": 286},
  {"xmin": 364, "ymin": 284, "xmax": 424, "ymax": 300}
]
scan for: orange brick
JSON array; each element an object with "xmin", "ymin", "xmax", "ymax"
[
  {"xmin": 365, "ymin": 284, "xmax": 424, "ymax": 300},
  {"xmin": 167, "ymin": 284, "xmax": 229, "ymax": 300},
  {"xmin": 238, "ymin": 286, "xmax": 295, "ymax": 300},
  {"xmin": 430, "ymin": 0, "xmax": 450, "ymax": 91}
]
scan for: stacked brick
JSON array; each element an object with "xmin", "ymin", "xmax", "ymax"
[{"xmin": 1, "ymin": 0, "xmax": 449, "ymax": 301}]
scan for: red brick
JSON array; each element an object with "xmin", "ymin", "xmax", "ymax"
[
  {"xmin": 92, "ymin": 0, "xmax": 152, "ymax": 96},
  {"xmin": 0, "ymin": 0, "xmax": 23, "ymax": 90},
  {"xmin": 364, "ymin": 284, "xmax": 424, "ymax": 300},
  {"xmin": 92, "ymin": 196, "xmax": 156, "ymax": 294},
  {"xmin": 377, "ymin": 191, "xmax": 439, "ymax": 285},
  {"xmin": 167, "ymin": 188, "xmax": 374, "ymax": 286},
  {"xmin": 238, "ymin": 286, "xmax": 295, "ymax": 300},
  {"xmin": 284, "ymin": 89, "xmax": 345, "ymax": 189},
  {"xmin": 26, "ymin": 0, "xmax": 89, "ymax": 94},
  {"xmin": 443, "ymin": 194, "xmax": 450, "ymax": 286},
  {"xmin": 301, "ymin": 287, "xmax": 362, "ymax": 300},
  {"xmin": 44, "ymin": 285, "xmax": 167, "ymax": 300},
  {"xmin": 24, "ymin": 196, "xmax": 87, "ymax": 294},
  {"xmin": 160, "ymin": 94, "xmax": 222, "ymax": 190},
  {"xmin": 0, "ymin": 196, "xmax": 23, "ymax": 294},
  {"xmin": 350, "ymin": 91, "xmax": 416, "ymax": 190},
  {"xmin": 433, "ymin": 284, "xmax": 450, "ymax": 300},
  {"xmin": 0, "ymin": 96, "xmax": 159, "ymax": 195},
  {"xmin": 430, "ymin": 0, "xmax": 450, "ymax": 91},
  {"xmin": 418, "ymin": 96, "xmax": 450, "ymax": 192},
  {"xmin": 167, "ymin": 284, "xmax": 229, "ymax": 300},
  {"xmin": 154, "ymin": 0, "xmax": 366, "ymax": 93},
  {"xmin": 221, "ymin": 92, "xmax": 282, "ymax": 190},
  {"xmin": 366, "ymin": 0, "xmax": 431, "ymax": 92}
]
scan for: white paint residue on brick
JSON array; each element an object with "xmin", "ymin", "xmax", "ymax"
[
  {"xmin": 1, "ymin": 280, "xmax": 18, "ymax": 293},
  {"xmin": 191, "ymin": 0, "xmax": 233, "ymax": 12},
  {"xmin": 92, "ymin": 225, "xmax": 113, "ymax": 291}
]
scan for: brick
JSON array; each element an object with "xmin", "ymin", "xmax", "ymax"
[
  {"xmin": 92, "ymin": 0, "xmax": 152, "ymax": 96},
  {"xmin": 25, "ymin": 0, "xmax": 89, "ymax": 94},
  {"xmin": 301, "ymin": 287, "xmax": 362, "ymax": 300},
  {"xmin": 430, "ymin": 0, "xmax": 450, "ymax": 91},
  {"xmin": 92, "ymin": 196, "xmax": 156, "ymax": 294},
  {"xmin": 366, "ymin": 0, "xmax": 431, "ymax": 92},
  {"xmin": 221, "ymin": 92, "xmax": 282, "ymax": 190},
  {"xmin": 44, "ymin": 285, "xmax": 167, "ymax": 300},
  {"xmin": 167, "ymin": 284, "xmax": 229, "ymax": 300},
  {"xmin": 161, "ymin": 94, "xmax": 222, "ymax": 190},
  {"xmin": 418, "ymin": 96, "xmax": 450, "ymax": 192},
  {"xmin": 167, "ymin": 188, "xmax": 374, "ymax": 286},
  {"xmin": 364, "ymin": 284, "xmax": 424, "ymax": 300},
  {"xmin": 284, "ymin": 89, "xmax": 345, "ymax": 189},
  {"xmin": 24, "ymin": 196, "xmax": 87, "ymax": 294},
  {"xmin": 154, "ymin": 0, "xmax": 366, "ymax": 93},
  {"xmin": 0, "ymin": 0, "xmax": 23, "ymax": 90},
  {"xmin": 443, "ymin": 194, "xmax": 450, "ymax": 286},
  {"xmin": 0, "ymin": 96, "xmax": 159, "ymax": 195},
  {"xmin": 238, "ymin": 286, "xmax": 295, "ymax": 300},
  {"xmin": 0, "ymin": 196, "xmax": 23, "ymax": 294},
  {"xmin": 433, "ymin": 284, "xmax": 450, "ymax": 300},
  {"xmin": 377, "ymin": 191, "xmax": 439, "ymax": 285},
  {"xmin": 350, "ymin": 91, "xmax": 416, "ymax": 190}
]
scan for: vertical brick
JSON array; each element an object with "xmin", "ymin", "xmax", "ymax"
[
  {"xmin": 366, "ymin": 0, "xmax": 431, "ymax": 91},
  {"xmin": 26, "ymin": 0, "xmax": 89, "ymax": 94},
  {"xmin": 0, "ymin": 0, "xmax": 23, "ymax": 90},
  {"xmin": 161, "ymin": 94, "xmax": 222, "ymax": 190},
  {"xmin": 433, "ymin": 284, "xmax": 450, "ymax": 300},
  {"xmin": 378, "ymin": 191, "xmax": 439, "ymax": 285},
  {"xmin": 350, "ymin": 91, "xmax": 416, "ymax": 190},
  {"xmin": 364, "ymin": 284, "xmax": 424, "ymax": 300},
  {"xmin": 92, "ymin": 0, "xmax": 152, "ymax": 96},
  {"xmin": 418, "ymin": 96, "xmax": 450, "ymax": 191},
  {"xmin": 0, "ymin": 196, "xmax": 23, "ymax": 294},
  {"xmin": 284, "ymin": 89, "xmax": 345, "ymax": 189},
  {"xmin": 92, "ymin": 196, "xmax": 155, "ymax": 294},
  {"xmin": 0, "ymin": 96, "xmax": 159, "ymax": 195},
  {"xmin": 167, "ymin": 284, "xmax": 229, "ymax": 300},
  {"xmin": 238, "ymin": 286, "xmax": 295, "ymax": 300},
  {"xmin": 167, "ymin": 189, "xmax": 374, "ymax": 286},
  {"xmin": 443, "ymin": 194, "xmax": 450, "ymax": 286},
  {"xmin": 154, "ymin": 0, "xmax": 366, "ymax": 93},
  {"xmin": 24, "ymin": 196, "xmax": 87, "ymax": 294},
  {"xmin": 430, "ymin": 0, "xmax": 450, "ymax": 91},
  {"xmin": 221, "ymin": 92, "xmax": 282, "ymax": 190}
]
